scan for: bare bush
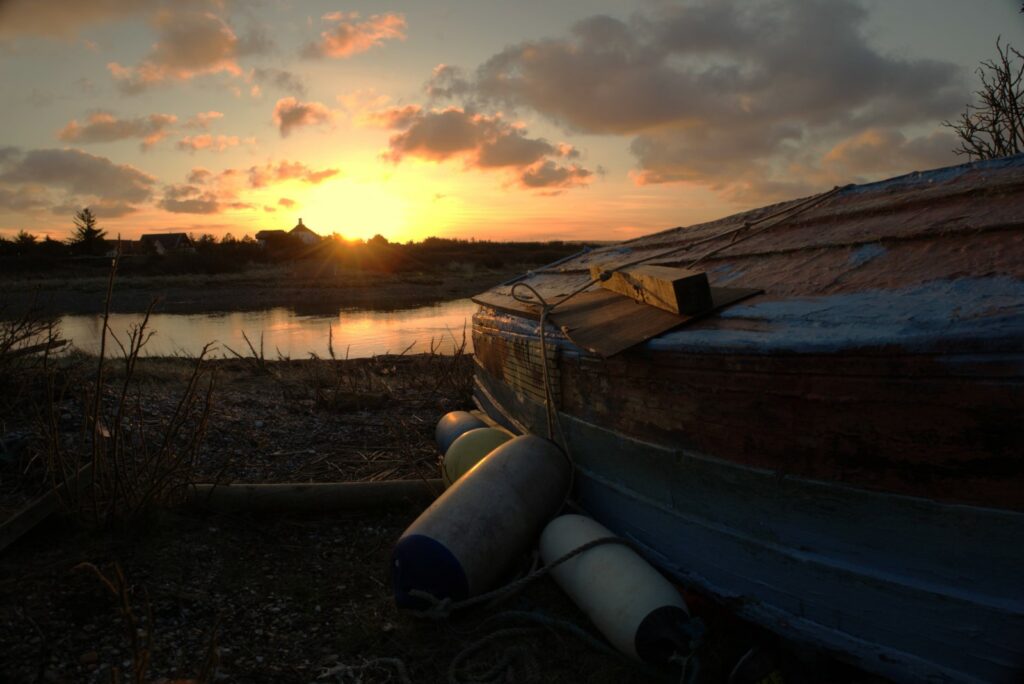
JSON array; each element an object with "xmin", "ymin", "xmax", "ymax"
[
  {"xmin": 41, "ymin": 256, "xmax": 215, "ymax": 526},
  {"xmin": 944, "ymin": 38, "xmax": 1024, "ymax": 160}
]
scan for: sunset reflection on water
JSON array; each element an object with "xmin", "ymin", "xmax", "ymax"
[{"xmin": 60, "ymin": 299, "xmax": 477, "ymax": 359}]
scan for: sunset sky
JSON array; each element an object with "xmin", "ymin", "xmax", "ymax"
[{"xmin": 0, "ymin": 0, "xmax": 1019, "ymax": 243}]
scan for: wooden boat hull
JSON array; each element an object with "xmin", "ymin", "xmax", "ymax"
[{"xmin": 470, "ymin": 155, "xmax": 1024, "ymax": 683}]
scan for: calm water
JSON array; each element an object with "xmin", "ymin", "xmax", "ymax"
[{"xmin": 59, "ymin": 299, "xmax": 477, "ymax": 359}]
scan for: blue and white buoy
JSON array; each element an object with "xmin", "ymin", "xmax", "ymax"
[{"xmin": 393, "ymin": 434, "xmax": 570, "ymax": 609}]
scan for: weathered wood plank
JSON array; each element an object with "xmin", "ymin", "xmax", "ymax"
[
  {"xmin": 547, "ymin": 286, "xmax": 761, "ymax": 357},
  {"xmin": 590, "ymin": 263, "xmax": 712, "ymax": 315}
]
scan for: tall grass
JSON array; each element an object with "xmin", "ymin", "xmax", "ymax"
[{"xmin": 40, "ymin": 255, "xmax": 215, "ymax": 527}]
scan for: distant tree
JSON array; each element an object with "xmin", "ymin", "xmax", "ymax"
[
  {"xmin": 38, "ymin": 236, "xmax": 67, "ymax": 259},
  {"xmin": 13, "ymin": 230, "xmax": 37, "ymax": 256},
  {"xmin": 69, "ymin": 207, "xmax": 108, "ymax": 255},
  {"xmin": 193, "ymin": 233, "xmax": 217, "ymax": 251},
  {"xmin": 368, "ymin": 234, "xmax": 389, "ymax": 246},
  {"xmin": 944, "ymin": 38, "xmax": 1024, "ymax": 160}
]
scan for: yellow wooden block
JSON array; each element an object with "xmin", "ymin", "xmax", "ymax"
[{"xmin": 590, "ymin": 263, "xmax": 712, "ymax": 315}]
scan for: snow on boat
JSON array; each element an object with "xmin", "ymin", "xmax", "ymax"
[{"xmin": 469, "ymin": 155, "xmax": 1024, "ymax": 683}]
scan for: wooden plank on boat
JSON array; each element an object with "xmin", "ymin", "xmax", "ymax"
[
  {"xmin": 549, "ymin": 286, "xmax": 761, "ymax": 357},
  {"xmin": 590, "ymin": 263, "xmax": 713, "ymax": 315},
  {"xmin": 472, "ymin": 290, "xmax": 542, "ymax": 318}
]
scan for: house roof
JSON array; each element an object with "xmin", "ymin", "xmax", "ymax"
[
  {"xmin": 140, "ymin": 233, "xmax": 191, "ymax": 249},
  {"xmin": 289, "ymin": 218, "xmax": 317, "ymax": 235},
  {"xmin": 255, "ymin": 230, "xmax": 287, "ymax": 239}
]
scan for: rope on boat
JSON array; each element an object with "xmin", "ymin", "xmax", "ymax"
[
  {"xmin": 508, "ymin": 183, "xmax": 851, "ymax": 457},
  {"xmin": 493, "ymin": 189, "xmax": 841, "ymax": 681}
]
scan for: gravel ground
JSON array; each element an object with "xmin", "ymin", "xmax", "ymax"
[{"xmin": 0, "ymin": 355, "xmax": 883, "ymax": 683}]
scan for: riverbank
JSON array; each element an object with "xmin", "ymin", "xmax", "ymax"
[
  {"xmin": 2, "ymin": 264, "xmax": 523, "ymax": 317},
  {"xmin": 0, "ymin": 356, "xmax": 879, "ymax": 683},
  {"xmin": 0, "ymin": 355, "xmax": 661, "ymax": 683}
]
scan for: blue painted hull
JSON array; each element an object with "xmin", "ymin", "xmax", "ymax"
[
  {"xmin": 473, "ymin": 366, "xmax": 1024, "ymax": 683},
  {"xmin": 470, "ymin": 156, "xmax": 1024, "ymax": 682}
]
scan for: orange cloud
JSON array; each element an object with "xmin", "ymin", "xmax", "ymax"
[
  {"xmin": 247, "ymin": 161, "xmax": 338, "ymax": 187},
  {"xmin": 176, "ymin": 134, "xmax": 242, "ymax": 152},
  {"xmin": 303, "ymin": 11, "xmax": 406, "ymax": 59},
  {"xmin": 184, "ymin": 111, "xmax": 225, "ymax": 130},
  {"xmin": 57, "ymin": 111, "xmax": 177, "ymax": 150},
  {"xmin": 272, "ymin": 97, "xmax": 333, "ymax": 137}
]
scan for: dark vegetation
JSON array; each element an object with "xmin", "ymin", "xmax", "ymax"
[{"xmin": 1, "ymin": 225, "xmax": 587, "ymax": 279}]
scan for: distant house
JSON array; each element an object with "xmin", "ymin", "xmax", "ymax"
[
  {"xmin": 255, "ymin": 229, "xmax": 287, "ymax": 248},
  {"xmin": 105, "ymin": 238, "xmax": 143, "ymax": 257},
  {"xmin": 289, "ymin": 218, "xmax": 320, "ymax": 246},
  {"xmin": 140, "ymin": 233, "xmax": 193, "ymax": 255}
]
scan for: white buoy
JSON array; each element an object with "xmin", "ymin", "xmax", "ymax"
[
  {"xmin": 393, "ymin": 435, "xmax": 570, "ymax": 609},
  {"xmin": 539, "ymin": 514, "xmax": 695, "ymax": 664},
  {"xmin": 441, "ymin": 427, "xmax": 513, "ymax": 486},
  {"xmin": 435, "ymin": 411, "xmax": 487, "ymax": 455}
]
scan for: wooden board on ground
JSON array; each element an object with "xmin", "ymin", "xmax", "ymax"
[{"xmin": 0, "ymin": 464, "xmax": 92, "ymax": 554}]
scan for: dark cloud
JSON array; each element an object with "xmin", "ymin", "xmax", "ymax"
[
  {"xmin": 302, "ymin": 11, "xmax": 406, "ymax": 59},
  {"xmin": 272, "ymin": 97, "xmax": 333, "ymax": 137},
  {"xmin": 0, "ymin": 0, "xmax": 158, "ymax": 38},
  {"xmin": 0, "ymin": 148, "xmax": 156, "ymax": 203},
  {"xmin": 51, "ymin": 198, "xmax": 138, "ymax": 218},
  {"xmin": 57, "ymin": 111, "xmax": 178, "ymax": 150},
  {"xmin": 0, "ymin": 147, "xmax": 21, "ymax": 165},
  {"xmin": 158, "ymin": 185, "xmax": 221, "ymax": 214},
  {"xmin": 374, "ymin": 105, "xmax": 593, "ymax": 191},
  {"xmin": 157, "ymin": 181, "xmax": 253, "ymax": 214},
  {"xmin": 108, "ymin": 9, "xmax": 244, "ymax": 93},
  {"xmin": 520, "ymin": 160, "xmax": 593, "ymax": 192},
  {"xmin": 0, "ymin": 186, "xmax": 51, "ymax": 212},
  {"xmin": 236, "ymin": 24, "xmax": 274, "ymax": 56},
  {"xmin": 425, "ymin": 64, "xmax": 471, "ymax": 101},
  {"xmin": 821, "ymin": 128, "xmax": 957, "ymax": 178},
  {"xmin": 187, "ymin": 167, "xmax": 212, "ymax": 184},
  {"xmin": 252, "ymin": 67, "xmax": 307, "ymax": 96},
  {"xmin": 438, "ymin": 0, "xmax": 964, "ymax": 199}
]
